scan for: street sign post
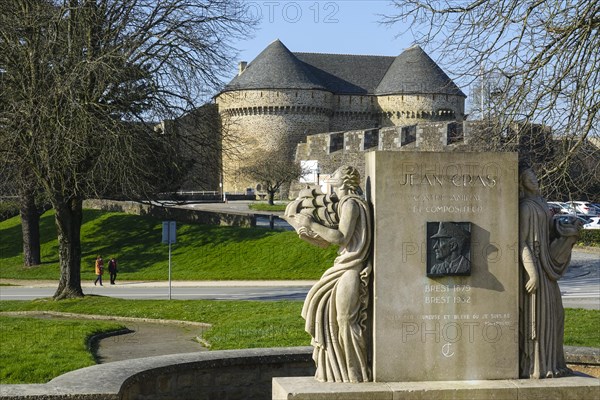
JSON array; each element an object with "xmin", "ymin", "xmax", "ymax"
[{"xmin": 162, "ymin": 221, "xmax": 176, "ymax": 299}]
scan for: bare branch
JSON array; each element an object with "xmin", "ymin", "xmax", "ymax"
[{"xmin": 383, "ymin": 0, "xmax": 599, "ymax": 199}]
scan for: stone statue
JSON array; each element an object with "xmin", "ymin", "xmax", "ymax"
[
  {"xmin": 518, "ymin": 166, "xmax": 582, "ymax": 379},
  {"xmin": 284, "ymin": 165, "xmax": 372, "ymax": 383},
  {"xmin": 429, "ymin": 222, "xmax": 471, "ymax": 276}
]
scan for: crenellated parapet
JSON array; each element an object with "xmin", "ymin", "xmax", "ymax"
[
  {"xmin": 222, "ymin": 105, "xmax": 333, "ymax": 117},
  {"xmin": 291, "ymin": 121, "xmax": 497, "ymax": 196}
]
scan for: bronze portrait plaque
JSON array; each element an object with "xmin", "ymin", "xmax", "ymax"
[{"xmin": 426, "ymin": 221, "xmax": 472, "ymax": 276}]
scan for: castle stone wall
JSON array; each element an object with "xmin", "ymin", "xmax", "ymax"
[
  {"xmin": 376, "ymin": 94, "xmax": 464, "ymax": 127},
  {"xmin": 216, "ymin": 88, "xmax": 466, "ymax": 193},
  {"xmin": 217, "ymin": 89, "xmax": 333, "ymax": 192},
  {"xmin": 330, "ymin": 95, "xmax": 379, "ymax": 132},
  {"xmin": 217, "ymin": 89, "xmax": 333, "ymax": 110},
  {"xmin": 221, "ymin": 113, "xmax": 331, "ymax": 192}
]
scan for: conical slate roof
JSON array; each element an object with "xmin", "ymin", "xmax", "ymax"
[
  {"xmin": 375, "ymin": 45, "xmax": 466, "ymax": 97},
  {"xmin": 221, "ymin": 41, "xmax": 465, "ymax": 98},
  {"xmin": 223, "ymin": 40, "xmax": 326, "ymax": 91}
]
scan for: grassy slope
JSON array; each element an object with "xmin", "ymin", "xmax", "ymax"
[
  {"xmin": 248, "ymin": 202, "xmax": 288, "ymax": 212},
  {"xmin": 0, "ymin": 209, "xmax": 337, "ymax": 281}
]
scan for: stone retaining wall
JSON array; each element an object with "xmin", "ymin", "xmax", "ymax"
[
  {"xmin": 0, "ymin": 346, "xmax": 596, "ymax": 399},
  {"xmin": 83, "ymin": 200, "xmax": 256, "ymax": 228},
  {"xmin": 0, "ymin": 347, "xmax": 315, "ymax": 400}
]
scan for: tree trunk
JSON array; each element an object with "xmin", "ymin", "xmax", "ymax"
[
  {"xmin": 19, "ymin": 188, "xmax": 41, "ymax": 267},
  {"xmin": 267, "ymin": 191, "xmax": 275, "ymax": 206},
  {"xmin": 53, "ymin": 196, "xmax": 84, "ymax": 300}
]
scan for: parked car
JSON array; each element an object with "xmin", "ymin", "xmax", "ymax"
[
  {"xmin": 556, "ymin": 215, "xmax": 590, "ymax": 225},
  {"xmin": 547, "ymin": 201, "xmax": 575, "ymax": 215},
  {"xmin": 546, "ymin": 202, "xmax": 562, "ymax": 215},
  {"xmin": 569, "ymin": 201, "xmax": 598, "ymax": 216},
  {"xmin": 583, "ymin": 217, "xmax": 600, "ymax": 230}
]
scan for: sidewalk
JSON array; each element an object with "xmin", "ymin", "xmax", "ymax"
[{"xmin": 0, "ymin": 279, "xmax": 317, "ymax": 288}]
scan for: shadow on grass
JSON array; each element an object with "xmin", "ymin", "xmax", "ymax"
[
  {"xmin": 80, "ymin": 211, "xmax": 282, "ymax": 277},
  {"xmin": 0, "ymin": 211, "xmax": 58, "ymax": 261},
  {"xmin": 80, "ymin": 210, "xmax": 165, "ymax": 275},
  {"xmin": 0, "ymin": 221, "xmax": 23, "ymax": 259}
]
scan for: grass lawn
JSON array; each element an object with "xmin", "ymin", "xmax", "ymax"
[
  {"xmin": 0, "ymin": 298, "xmax": 597, "ymax": 384},
  {"xmin": 0, "ymin": 316, "xmax": 124, "ymax": 384},
  {"xmin": 248, "ymin": 202, "xmax": 288, "ymax": 212},
  {"xmin": 0, "ymin": 209, "xmax": 337, "ymax": 281},
  {"xmin": 564, "ymin": 308, "xmax": 600, "ymax": 347},
  {"xmin": 0, "ymin": 297, "xmax": 308, "ymax": 351},
  {"xmin": 0, "ymin": 297, "xmax": 307, "ymax": 384}
]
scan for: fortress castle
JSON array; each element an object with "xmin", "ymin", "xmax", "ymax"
[{"xmin": 215, "ymin": 39, "xmax": 467, "ymax": 193}]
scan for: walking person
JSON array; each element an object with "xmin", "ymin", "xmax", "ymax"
[
  {"xmin": 108, "ymin": 257, "xmax": 118, "ymax": 285},
  {"xmin": 94, "ymin": 255, "xmax": 104, "ymax": 286}
]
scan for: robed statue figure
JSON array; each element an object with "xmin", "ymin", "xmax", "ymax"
[
  {"xmin": 518, "ymin": 165, "xmax": 582, "ymax": 379},
  {"xmin": 285, "ymin": 165, "xmax": 372, "ymax": 383}
]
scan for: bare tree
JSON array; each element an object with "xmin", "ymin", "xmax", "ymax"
[
  {"xmin": 383, "ymin": 0, "xmax": 599, "ymax": 197},
  {"xmin": 0, "ymin": 158, "xmax": 48, "ymax": 265},
  {"xmin": 240, "ymin": 151, "xmax": 305, "ymax": 206},
  {"xmin": 18, "ymin": 176, "xmax": 51, "ymax": 266},
  {"xmin": 0, "ymin": 0, "xmax": 255, "ymax": 299}
]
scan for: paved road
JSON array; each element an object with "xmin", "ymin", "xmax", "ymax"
[
  {"xmin": 1, "ymin": 251, "xmax": 597, "ymax": 307},
  {"xmin": 0, "ymin": 282, "xmax": 314, "ymax": 301},
  {"xmin": 560, "ymin": 251, "xmax": 600, "ymax": 310}
]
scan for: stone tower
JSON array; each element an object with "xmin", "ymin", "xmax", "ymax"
[{"xmin": 215, "ymin": 39, "xmax": 466, "ymax": 193}]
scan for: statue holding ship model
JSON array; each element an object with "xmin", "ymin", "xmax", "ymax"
[{"xmin": 284, "ymin": 165, "xmax": 372, "ymax": 383}]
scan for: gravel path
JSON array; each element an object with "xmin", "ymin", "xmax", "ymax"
[{"xmin": 95, "ymin": 321, "xmax": 208, "ymax": 363}]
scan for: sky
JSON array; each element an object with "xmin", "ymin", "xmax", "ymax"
[
  {"xmin": 230, "ymin": 1, "xmax": 415, "ymax": 72},
  {"xmin": 223, "ymin": 1, "xmax": 475, "ymax": 110}
]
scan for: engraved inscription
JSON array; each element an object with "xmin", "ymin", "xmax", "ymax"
[{"xmin": 399, "ymin": 174, "xmax": 497, "ymax": 187}]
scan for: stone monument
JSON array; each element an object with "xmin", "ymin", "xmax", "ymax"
[
  {"xmin": 368, "ymin": 151, "xmax": 519, "ymax": 382},
  {"xmin": 274, "ymin": 152, "xmax": 599, "ymax": 399}
]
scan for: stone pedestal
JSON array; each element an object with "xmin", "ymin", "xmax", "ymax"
[
  {"xmin": 364, "ymin": 151, "xmax": 520, "ymax": 382},
  {"xmin": 273, "ymin": 376, "xmax": 600, "ymax": 400}
]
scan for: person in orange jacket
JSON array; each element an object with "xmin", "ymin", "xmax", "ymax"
[{"xmin": 94, "ymin": 255, "xmax": 104, "ymax": 286}]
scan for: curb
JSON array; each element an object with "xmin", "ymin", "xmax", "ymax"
[
  {"xmin": 0, "ymin": 311, "xmax": 211, "ymax": 328},
  {"xmin": 574, "ymin": 246, "xmax": 600, "ymax": 254},
  {"xmin": 565, "ymin": 346, "xmax": 600, "ymax": 366}
]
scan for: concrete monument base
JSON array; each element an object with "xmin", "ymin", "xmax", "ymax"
[{"xmin": 273, "ymin": 375, "xmax": 599, "ymax": 400}]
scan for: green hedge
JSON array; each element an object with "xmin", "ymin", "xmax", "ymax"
[
  {"xmin": 578, "ymin": 229, "xmax": 600, "ymax": 247},
  {"xmin": 0, "ymin": 201, "xmax": 19, "ymax": 222}
]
